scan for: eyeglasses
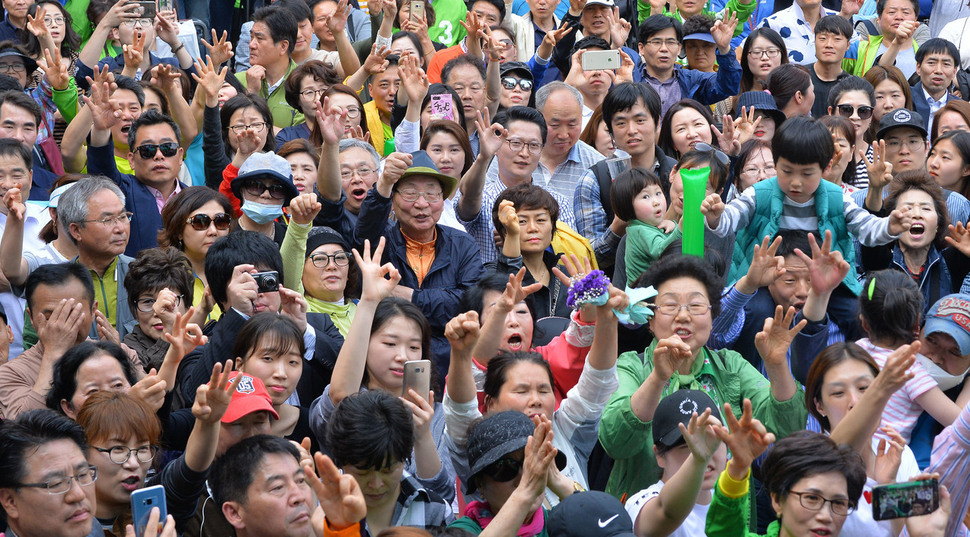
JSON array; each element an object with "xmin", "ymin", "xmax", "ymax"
[
  {"xmin": 742, "ymin": 164, "xmax": 776, "ymax": 177},
  {"xmin": 229, "ymin": 122, "xmax": 267, "ymax": 134},
  {"xmin": 186, "ymin": 212, "xmax": 232, "ymax": 231},
  {"xmin": 82, "ymin": 211, "xmax": 133, "ymax": 226},
  {"xmin": 340, "ymin": 166, "xmax": 375, "ymax": 180},
  {"xmin": 19, "ymin": 466, "xmax": 98, "ymax": 495},
  {"xmin": 243, "ymin": 180, "xmax": 287, "ymax": 200},
  {"xmin": 646, "ymin": 38, "xmax": 680, "ymax": 48},
  {"xmin": 789, "ymin": 491, "xmax": 854, "ymax": 516},
  {"xmin": 694, "ymin": 142, "xmax": 730, "ymax": 165},
  {"xmin": 396, "ymin": 189, "xmax": 443, "ymax": 203},
  {"xmin": 135, "ymin": 142, "xmax": 179, "ymax": 159},
  {"xmin": 654, "ymin": 302, "xmax": 712, "ymax": 316},
  {"xmin": 836, "ymin": 104, "xmax": 874, "ymax": 120},
  {"xmin": 340, "ymin": 106, "xmax": 361, "ymax": 119},
  {"xmin": 136, "ymin": 294, "xmax": 183, "ymax": 313},
  {"xmin": 309, "ymin": 251, "xmax": 351, "ymax": 268},
  {"xmin": 299, "ymin": 88, "xmax": 327, "ymax": 100},
  {"xmin": 120, "ymin": 18, "xmax": 153, "ymax": 27},
  {"xmin": 507, "ymin": 139, "xmax": 543, "ymax": 155},
  {"xmin": 501, "ymin": 77, "xmax": 533, "ymax": 91},
  {"xmin": 43, "ymin": 16, "xmax": 66, "ymax": 27},
  {"xmin": 483, "ymin": 457, "xmax": 522, "ymax": 482},
  {"xmin": 93, "ymin": 445, "xmax": 159, "ymax": 465},
  {"xmin": 885, "ymin": 137, "xmax": 926, "ymax": 152},
  {"xmin": 750, "ymin": 47, "xmax": 781, "ymax": 59},
  {"xmin": 0, "ymin": 62, "xmax": 26, "ymax": 73}
]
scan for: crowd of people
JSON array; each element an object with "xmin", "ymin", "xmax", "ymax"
[{"xmin": 0, "ymin": 0, "xmax": 968, "ymax": 535}]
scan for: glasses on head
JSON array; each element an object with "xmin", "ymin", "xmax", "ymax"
[
  {"xmin": 19, "ymin": 466, "xmax": 98, "ymax": 495},
  {"xmin": 243, "ymin": 180, "xmax": 287, "ymax": 200},
  {"xmin": 507, "ymin": 139, "xmax": 543, "ymax": 155},
  {"xmin": 229, "ymin": 122, "xmax": 267, "ymax": 134},
  {"xmin": 836, "ymin": 104, "xmax": 874, "ymax": 120},
  {"xmin": 0, "ymin": 62, "xmax": 26, "ymax": 73},
  {"xmin": 300, "ymin": 88, "xmax": 326, "ymax": 100},
  {"xmin": 646, "ymin": 38, "xmax": 680, "ymax": 48},
  {"xmin": 136, "ymin": 294, "xmax": 183, "ymax": 313},
  {"xmin": 452, "ymin": 83, "xmax": 484, "ymax": 94},
  {"xmin": 694, "ymin": 142, "xmax": 730, "ymax": 165},
  {"xmin": 135, "ymin": 142, "xmax": 179, "ymax": 159},
  {"xmin": 654, "ymin": 302, "xmax": 712, "ymax": 316},
  {"xmin": 340, "ymin": 166, "xmax": 375, "ymax": 180},
  {"xmin": 120, "ymin": 18, "xmax": 153, "ymax": 27},
  {"xmin": 750, "ymin": 47, "xmax": 781, "ymax": 59},
  {"xmin": 483, "ymin": 457, "xmax": 523, "ymax": 482},
  {"xmin": 186, "ymin": 212, "xmax": 232, "ymax": 231},
  {"xmin": 396, "ymin": 189, "xmax": 443, "ymax": 203},
  {"xmin": 501, "ymin": 77, "xmax": 533, "ymax": 91},
  {"xmin": 82, "ymin": 211, "xmax": 133, "ymax": 226},
  {"xmin": 789, "ymin": 491, "xmax": 854, "ymax": 516},
  {"xmin": 309, "ymin": 251, "xmax": 351, "ymax": 268},
  {"xmin": 885, "ymin": 137, "xmax": 926, "ymax": 152},
  {"xmin": 43, "ymin": 16, "xmax": 66, "ymax": 27},
  {"xmin": 93, "ymin": 445, "xmax": 159, "ymax": 465}
]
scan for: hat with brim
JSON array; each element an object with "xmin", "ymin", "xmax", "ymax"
[
  {"xmin": 547, "ymin": 491, "xmax": 637, "ymax": 537},
  {"xmin": 231, "ymin": 151, "xmax": 300, "ymax": 205},
  {"xmin": 221, "ymin": 372, "xmax": 280, "ymax": 423},
  {"xmin": 398, "ymin": 150, "xmax": 459, "ymax": 199},
  {"xmin": 584, "ymin": 0, "xmax": 615, "ymax": 7},
  {"xmin": 735, "ymin": 90, "xmax": 786, "ymax": 127},
  {"xmin": 0, "ymin": 49, "xmax": 37, "ymax": 76},
  {"xmin": 924, "ymin": 294, "xmax": 970, "ymax": 355},
  {"xmin": 683, "ymin": 32, "xmax": 716, "ymax": 44},
  {"xmin": 876, "ymin": 108, "xmax": 928, "ymax": 140},
  {"xmin": 500, "ymin": 61, "xmax": 534, "ymax": 81}
]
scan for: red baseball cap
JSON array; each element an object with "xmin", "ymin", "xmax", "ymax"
[{"xmin": 221, "ymin": 372, "xmax": 279, "ymax": 423}]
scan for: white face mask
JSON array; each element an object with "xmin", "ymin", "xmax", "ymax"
[{"xmin": 915, "ymin": 353, "xmax": 970, "ymax": 391}]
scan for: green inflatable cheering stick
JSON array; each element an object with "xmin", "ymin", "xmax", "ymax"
[{"xmin": 680, "ymin": 166, "xmax": 710, "ymax": 257}]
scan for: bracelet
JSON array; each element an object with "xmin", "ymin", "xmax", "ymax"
[{"xmin": 172, "ymin": 41, "xmax": 185, "ymax": 54}]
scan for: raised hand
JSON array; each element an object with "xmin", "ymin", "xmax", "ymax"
[
  {"xmin": 154, "ymin": 10, "xmax": 180, "ymax": 47},
  {"xmin": 755, "ymin": 305, "xmax": 806, "ymax": 368},
  {"xmin": 794, "ymin": 230, "xmax": 849, "ymax": 295},
  {"xmin": 122, "ymin": 29, "xmax": 146, "ymax": 74},
  {"xmin": 363, "ymin": 44, "xmax": 391, "ymax": 75},
  {"xmin": 128, "ymin": 369, "xmax": 167, "ymax": 411},
  {"xmin": 651, "ymin": 336, "xmax": 694, "ymax": 382},
  {"xmin": 551, "ymin": 252, "xmax": 595, "ymax": 288},
  {"xmin": 445, "ymin": 310, "xmax": 480, "ymax": 355},
  {"xmin": 497, "ymin": 199, "xmax": 520, "ymax": 237},
  {"xmin": 839, "ymin": 0, "xmax": 863, "ymax": 17},
  {"xmin": 861, "ymin": 140, "xmax": 892, "ymax": 191},
  {"xmin": 26, "ymin": 8, "xmax": 49, "ymax": 38},
  {"xmin": 738, "ymin": 235, "xmax": 784, "ymax": 294},
  {"xmin": 314, "ymin": 97, "xmax": 348, "ymax": 144},
  {"xmin": 945, "ymin": 222, "xmax": 970, "ymax": 257},
  {"xmin": 163, "ymin": 308, "xmax": 208, "ymax": 359},
  {"xmin": 191, "ymin": 55, "xmax": 229, "ymax": 106},
  {"xmin": 2, "ymin": 187, "xmax": 25, "ymax": 222},
  {"xmin": 328, "ymin": 0, "xmax": 351, "ymax": 33},
  {"xmin": 500, "ymin": 268, "xmax": 544, "ymax": 312},
  {"xmin": 192, "ymin": 360, "xmax": 241, "ymax": 423},
  {"xmin": 201, "ymin": 29, "xmax": 234, "ymax": 66},
  {"xmin": 889, "ymin": 205, "xmax": 913, "ymax": 236},
  {"xmin": 476, "ymin": 109, "xmax": 507, "ymax": 160},
  {"xmin": 536, "ymin": 25, "xmax": 573, "ymax": 59},
  {"xmin": 616, "ymin": 50, "xmax": 636, "ymax": 83},
  {"xmin": 700, "ymin": 193, "xmax": 725, "ymax": 228},
  {"xmin": 649, "ymin": 0, "xmax": 666, "ymax": 14},
  {"xmin": 568, "ymin": 0, "xmax": 588, "ymax": 15},
  {"xmin": 734, "ymin": 106, "xmax": 763, "ymax": 144},
  {"xmin": 710, "ymin": 10, "xmax": 738, "ymax": 53},
  {"xmin": 354, "ymin": 237, "xmax": 402, "ymax": 302},
  {"xmin": 278, "ymin": 286, "xmax": 309, "ymax": 332},
  {"xmin": 870, "ymin": 341, "xmax": 917, "ymax": 398},
  {"xmin": 607, "ymin": 7, "xmax": 632, "ymax": 48},
  {"xmin": 398, "ymin": 53, "xmax": 429, "ymax": 104},
  {"xmin": 872, "ymin": 425, "xmax": 904, "ymax": 485},
  {"xmin": 377, "ymin": 152, "xmax": 412, "ymax": 195},
  {"xmin": 680, "ymin": 408, "xmax": 723, "ymax": 462},
  {"xmin": 715, "ymin": 400, "xmax": 775, "ymax": 479},
  {"xmin": 151, "ymin": 63, "xmax": 182, "ymax": 95},
  {"xmin": 892, "ymin": 19, "xmax": 918, "ymax": 45},
  {"xmin": 226, "ymin": 264, "xmax": 259, "ymax": 316},
  {"xmin": 712, "ymin": 114, "xmax": 742, "ymax": 155},
  {"xmin": 288, "ymin": 192, "xmax": 322, "ymax": 226},
  {"xmin": 83, "ymin": 76, "xmax": 122, "ymax": 131},
  {"xmin": 902, "ymin": 475, "xmax": 949, "ymax": 537},
  {"xmin": 304, "ymin": 453, "xmax": 367, "ymax": 532},
  {"xmin": 100, "ymin": 0, "xmax": 140, "ymax": 30},
  {"xmin": 520, "ymin": 415, "xmax": 556, "ymax": 499},
  {"xmin": 459, "ymin": 10, "xmax": 483, "ymax": 45},
  {"xmin": 94, "ymin": 310, "xmax": 121, "ymax": 346},
  {"xmin": 235, "ymin": 127, "xmax": 262, "ymax": 156}
]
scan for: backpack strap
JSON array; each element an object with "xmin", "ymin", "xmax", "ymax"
[
  {"xmin": 594, "ymin": 160, "xmax": 615, "ymax": 224},
  {"xmin": 861, "ymin": 18, "xmax": 879, "ymax": 36}
]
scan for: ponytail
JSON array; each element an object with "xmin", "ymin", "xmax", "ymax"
[{"xmin": 859, "ymin": 270, "xmax": 922, "ymax": 344}]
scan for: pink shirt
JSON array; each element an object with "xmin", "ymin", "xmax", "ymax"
[
  {"xmin": 855, "ymin": 339, "xmax": 938, "ymax": 443},
  {"xmin": 146, "ymin": 181, "xmax": 182, "ymax": 213}
]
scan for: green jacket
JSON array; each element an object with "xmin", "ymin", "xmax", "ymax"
[
  {"xmin": 598, "ymin": 339, "xmax": 808, "ymax": 500},
  {"xmin": 842, "ymin": 34, "xmax": 920, "ymax": 77},
  {"xmin": 636, "ymin": 0, "xmax": 755, "ymax": 36},
  {"xmin": 727, "ymin": 177, "xmax": 862, "ymax": 295},
  {"xmin": 235, "ymin": 60, "xmax": 304, "ymax": 128},
  {"xmin": 705, "ymin": 480, "xmax": 782, "ymax": 537},
  {"xmin": 626, "ymin": 219, "xmax": 682, "ymax": 285}
]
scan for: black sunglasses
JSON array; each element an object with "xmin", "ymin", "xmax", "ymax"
[
  {"xmin": 244, "ymin": 180, "xmax": 287, "ymax": 200},
  {"xmin": 501, "ymin": 76, "xmax": 533, "ymax": 91},
  {"xmin": 483, "ymin": 457, "xmax": 523, "ymax": 482},
  {"xmin": 135, "ymin": 142, "xmax": 179, "ymax": 159},
  {"xmin": 694, "ymin": 142, "xmax": 730, "ymax": 165},
  {"xmin": 185, "ymin": 213, "xmax": 232, "ymax": 231},
  {"xmin": 836, "ymin": 104, "xmax": 874, "ymax": 120}
]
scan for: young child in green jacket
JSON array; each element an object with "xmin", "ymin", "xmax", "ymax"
[{"xmin": 613, "ymin": 167, "xmax": 681, "ymax": 286}]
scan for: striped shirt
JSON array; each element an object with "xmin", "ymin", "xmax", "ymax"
[
  {"xmin": 855, "ymin": 339, "xmax": 939, "ymax": 443},
  {"xmin": 922, "ymin": 399, "xmax": 970, "ymax": 537}
]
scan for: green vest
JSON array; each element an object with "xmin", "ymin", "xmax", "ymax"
[{"xmin": 728, "ymin": 178, "xmax": 862, "ymax": 295}]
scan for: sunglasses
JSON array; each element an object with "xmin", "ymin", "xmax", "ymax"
[
  {"xmin": 185, "ymin": 212, "xmax": 232, "ymax": 230},
  {"xmin": 836, "ymin": 104, "xmax": 874, "ymax": 120},
  {"xmin": 483, "ymin": 457, "xmax": 523, "ymax": 482},
  {"xmin": 135, "ymin": 142, "xmax": 179, "ymax": 159},
  {"xmin": 501, "ymin": 76, "xmax": 533, "ymax": 91},
  {"xmin": 694, "ymin": 142, "xmax": 730, "ymax": 165},
  {"xmin": 244, "ymin": 180, "xmax": 287, "ymax": 200}
]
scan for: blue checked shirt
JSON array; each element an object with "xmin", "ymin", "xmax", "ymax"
[{"xmin": 535, "ymin": 141, "xmax": 606, "ymax": 200}]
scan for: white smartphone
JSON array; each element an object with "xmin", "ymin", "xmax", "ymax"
[{"xmin": 582, "ymin": 49, "xmax": 621, "ymax": 71}]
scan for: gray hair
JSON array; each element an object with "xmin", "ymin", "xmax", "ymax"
[
  {"xmin": 535, "ymin": 82, "xmax": 584, "ymax": 112},
  {"xmin": 58, "ymin": 176, "xmax": 126, "ymax": 245},
  {"xmin": 338, "ymin": 138, "xmax": 381, "ymax": 169}
]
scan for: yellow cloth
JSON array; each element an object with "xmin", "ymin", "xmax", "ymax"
[
  {"xmin": 192, "ymin": 276, "xmax": 222, "ymax": 324},
  {"xmin": 363, "ymin": 99, "xmax": 392, "ymax": 156},
  {"xmin": 717, "ymin": 467, "xmax": 751, "ymax": 499},
  {"xmin": 89, "ymin": 257, "xmax": 119, "ymax": 327},
  {"xmin": 305, "ymin": 297, "xmax": 356, "ymax": 336},
  {"xmin": 402, "ymin": 228, "xmax": 436, "ymax": 287},
  {"xmin": 551, "ymin": 222, "xmax": 599, "ymax": 270}
]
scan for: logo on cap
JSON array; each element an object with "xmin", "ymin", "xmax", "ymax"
[
  {"xmin": 236, "ymin": 375, "xmax": 255, "ymax": 394},
  {"xmin": 893, "ymin": 109, "xmax": 912, "ymax": 123},
  {"xmin": 936, "ymin": 297, "xmax": 970, "ymax": 333},
  {"xmin": 679, "ymin": 398, "xmax": 699, "ymax": 416}
]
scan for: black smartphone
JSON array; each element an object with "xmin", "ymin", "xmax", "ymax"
[{"xmin": 872, "ymin": 479, "xmax": 939, "ymax": 520}]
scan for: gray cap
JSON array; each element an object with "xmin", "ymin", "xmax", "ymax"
[{"xmin": 231, "ymin": 152, "xmax": 300, "ymax": 204}]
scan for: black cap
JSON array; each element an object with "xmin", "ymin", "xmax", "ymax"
[
  {"xmin": 735, "ymin": 91, "xmax": 786, "ymax": 128},
  {"xmin": 305, "ymin": 226, "xmax": 350, "ymax": 258},
  {"xmin": 652, "ymin": 390, "xmax": 721, "ymax": 448},
  {"xmin": 466, "ymin": 411, "xmax": 534, "ymax": 492},
  {"xmin": 500, "ymin": 61, "xmax": 533, "ymax": 81},
  {"xmin": 547, "ymin": 492, "xmax": 636, "ymax": 537},
  {"xmin": 876, "ymin": 108, "xmax": 927, "ymax": 140},
  {"xmin": 0, "ymin": 49, "xmax": 37, "ymax": 75}
]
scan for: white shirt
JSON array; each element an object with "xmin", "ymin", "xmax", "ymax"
[
  {"xmin": 922, "ymin": 85, "xmax": 947, "ymax": 140},
  {"xmin": 0, "ymin": 202, "xmax": 51, "ymax": 359},
  {"xmin": 840, "ymin": 440, "xmax": 921, "ymax": 537},
  {"xmin": 625, "ymin": 480, "xmax": 711, "ymax": 537},
  {"xmin": 938, "ymin": 17, "xmax": 970, "ymax": 70}
]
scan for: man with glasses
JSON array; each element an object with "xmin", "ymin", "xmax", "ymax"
[
  {"xmin": 86, "ymin": 72, "xmax": 186, "ymax": 256},
  {"xmin": 314, "ymin": 139, "xmax": 381, "ymax": 242},
  {"xmin": 354, "ymin": 149, "xmax": 482, "ymax": 376},
  {"xmin": 456, "ymin": 106, "xmax": 574, "ymax": 264},
  {"xmin": 759, "ymin": 0, "xmax": 838, "ymax": 65},
  {"xmin": 0, "ymin": 410, "xmax": 101, "ymax": 537},
  {"xmin": 633, "ymin": 14, "xmax": 741, "ymax": 117},
  {"xmin": 912, "ymin": 39, "xmax": 961, "ymax": 136}
]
